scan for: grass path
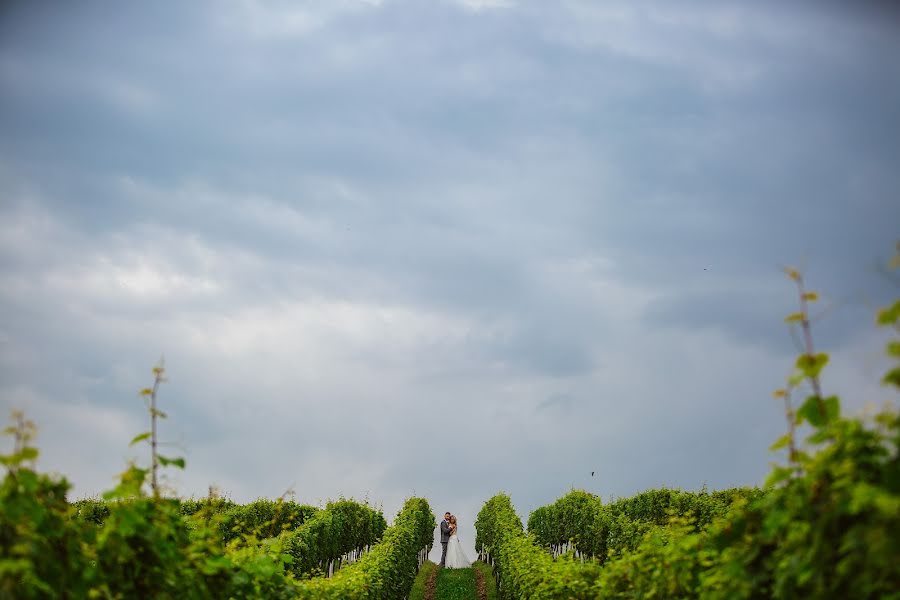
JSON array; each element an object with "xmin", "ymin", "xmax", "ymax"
[{"xmin": 409, "ymin": 561, "xmax": 497, "ymax": 600}]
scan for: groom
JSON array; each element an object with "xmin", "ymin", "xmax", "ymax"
[{"xmin": 439, "ymin": 512, "xmax": 452, "ymax": 567}]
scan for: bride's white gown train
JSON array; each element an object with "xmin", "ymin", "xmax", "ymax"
[{"xmin": 444, "ymin": 532, "xmax": 471, "ymax": 569}]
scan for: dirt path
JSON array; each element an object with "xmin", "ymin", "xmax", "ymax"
[
  {"xmin": 474, "ymin": 565, "xmax": 487, "ymax": 600},
  {"xmin": 423, "ymin": 564, "xmax": 439, "ymax": 600}
]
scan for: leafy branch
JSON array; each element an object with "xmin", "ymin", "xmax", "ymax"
[
  {"xmin": 0, "ymin": 411, "xmax": 38, "ymax": 475},
  {"xmin": 123, "ymin": 358, "xmax": 184, "ymax": 498}
]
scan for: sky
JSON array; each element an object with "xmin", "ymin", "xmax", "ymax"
[{"xmin": 1, "ymin": 0, "xmax": 899, "ymax": 559}]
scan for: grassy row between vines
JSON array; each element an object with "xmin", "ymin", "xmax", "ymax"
[
  {"xmin": 408, "ymin": 560, "xmax": 499, "ymax": 600},
  {"xmin": 408, "ymin": 560, "xmax": 439, "ymax": 600}
]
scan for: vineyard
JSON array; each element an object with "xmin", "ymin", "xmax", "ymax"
[{"xmin": 2, "ymin": 264, "xmax": 900, "ymax": 598}]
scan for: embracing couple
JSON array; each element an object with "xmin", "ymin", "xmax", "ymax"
[{"xmin": 439, "ymin": 511, "xmax": 471, "ymax": 569}]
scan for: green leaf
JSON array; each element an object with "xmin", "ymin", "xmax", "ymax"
[
  {"xmin": 887, "ymin": 341, "xmax": 900, "ymax": 358},
  {"xmin": 104, "ymin": 465, "xmax": 148, "ymax": 499},
  {"xmin": 876, "ymin": 300, "xmax": 900, "ymax": 326},
  {"xmin": 788, "ymin": 371, "xmax": 805, "ymax": 386},
  {"xmin": 769, "ymin": 434, "xmax": 792, "ymax": 452},
  {"xmin": 796, "ymin": 353, "xmax": 829, "ymax": 379},
  {"xmin": 823, "ymin": 395, "xmax": 840, "ymax": 422},
  {"xmin": 797, "ymin": 395, "xmax": 838, "ymax": 428},
  {"xmin": 883, "ymin": 367, "xmax": 900, "ymax": 388},
  {"xmin": 129, "ymin": 432, "xmax": 151, "ymax": 446},
  {"xmin": 1, "ymin": 447, "xmax": 40, "ymax": 467},
  {"xmin": 158, "ymin": 455, "xmax": 186, "ymax": 469},
  {"xmin": 784, "ymin": 312, "xmax": 805, "ymax": 323},
  {"xmin": 765, "ymin": 465, "xmax": 794, "ymax": 487},
  {"xmin": 808, "ymin": 429, "xmax": 832, "ymax": 444}
]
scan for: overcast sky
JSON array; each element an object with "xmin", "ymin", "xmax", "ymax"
[{"xmin": 1, "ymin": 0, "xmax": 899, "ymax": 558}]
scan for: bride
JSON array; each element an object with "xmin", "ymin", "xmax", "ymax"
[{"xmin": 444, "ymin": 515, "xmax": 472, "ymax": 569}]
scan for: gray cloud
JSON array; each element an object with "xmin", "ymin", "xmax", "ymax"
[{"xmin": 1, "ymin": 0, "xmax": 898, "ymax": 557}]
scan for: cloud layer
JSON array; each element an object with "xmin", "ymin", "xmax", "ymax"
[{"xmin": 1, "ymin": 0, "xmax": 898, "ymax": 557}]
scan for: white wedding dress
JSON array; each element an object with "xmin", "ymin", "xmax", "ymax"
[{"xmin": 444, "ymin": 526, "xmax": 472, "ymax": 569}]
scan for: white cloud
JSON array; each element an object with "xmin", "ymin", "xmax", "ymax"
[
  {"xmin": 214, "ymin": 0, "xmax": 384, "ymax": 38},
  {"xmin": 450, "ymin": 0, "xmax": 514, "ymax": 12}
]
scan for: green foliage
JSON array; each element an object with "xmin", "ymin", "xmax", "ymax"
[
  {"xmin": 797, "ymin": 394, "xmax": 840, "ymax": 427},
  {"xmin": 89, "ymin": 495, "xmax": 201, "ymax": 599},
  {"xmin": 279, "ymin": 498, "xmax": 387, "ymax": 578},
  {"xmin": 476, "ymin": 493, "xmax": 603, "ymax": 599},
  {"xmin": 0, "ymin": 416, "xmax": 90, "ymax": 598},
  {"xmin": 594, "ymin": 518, "xmax": 712, "ymax": 599},
  {"xmin": 215, "ymin": 498, "xmax": 320, "ymax": 544},
  {"xmin": 527, "ymin": 490, "xmax": 604, "ymax": 556},
  {"xmin": 179, "ymin": 496, "xmax": 237, "ymax": 517},
  {"xmin": 71, "ymin": 495, "xmax": 316, "ymax": 542},
  {"xmin": 290, "ymin": 497, "xmax": 435, "ymax": 599},
  {"xmin": 71, "ymin": 497, "xmax": 111, "ymax": 525},
  {"xmin": 527, "ymin": 487, "xmax": 762, "ymax": 563},
  {"xmin": 474, "ymin": 493, "xmax": 522, "ymax": 556},
  {"xmin": 134, "ymin": 360, "xmax": 183, "ymax": 497},
  {"xmin": 877, "ymin": 299, "xmax": 900, "ymax": 326},
  {"xmin": 605, "ymin": 486, "xmax": 759, "ymax": 529},
  {"xmin": 705, "ymin": 411, "xmax": 900, "ymax": 598}
]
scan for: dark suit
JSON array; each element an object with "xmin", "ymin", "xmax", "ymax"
[{"xmin": 439, "ymin": 519, "xmax": 452, "ymax": 566}]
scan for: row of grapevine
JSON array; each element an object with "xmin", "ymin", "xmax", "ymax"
[
  {"xmin": 476, "ymin": 493, "xmax": 604, "ymax": 598},
  {"xmin": 526, "ymin": 490, "xmax": 647, "ymax": 561},
  {"xmin": 73, "ymin": 496, "xmax": 321, "ymax": 543},
  {"xmin": 278, "ymin": 498, "xmax": 387, "ymax": 577},
  {"xmin": 527, "ymin": 487, "xmax": 764, "ymax": 561},
  {"xmin": 203, "ymin": 498, "xmax": 322, "ymax": 543},
  {"xmin": 72, "ymin": 496, "xmax": 235, "ymax": 523},
  {"xmin": 604, "ymin": 486, "xmax": 765, "ymax": 527},
  {"xmin": 289, "ymin": 497, "xmax": 435, "ymax": 599}
]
